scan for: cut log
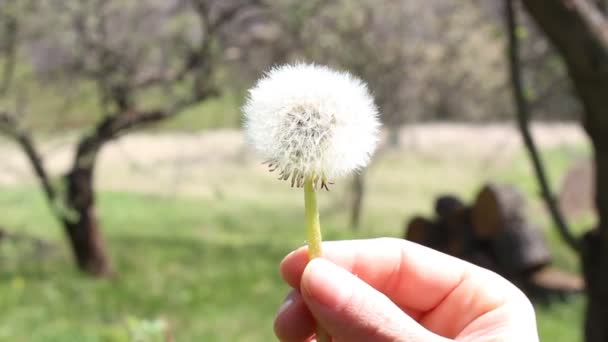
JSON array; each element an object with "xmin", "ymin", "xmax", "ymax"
[
  {"xmin": 434, "ymin": 195, "xmax": 465, "ymax": 219},
  {"xmin": 529, "ymin": 266, "xmax": 584, "ymax": 292},
  {"xmin": 471, "ymin": 183, "xmax": 526, "ymax": 239},
  {"xmin": 405, "ymin": 216, "xmax": 440, "ymax": 247},
  {"xmin": 437, "ymin": 207, "xmax": 475, "ymax": 257},
  {"xmin": 492, "ymin": 219, "xmax": 552, "ymax": 274},
  {"xmin": 523, "ymin": 266, "xmax": 584, "ymax": 301},
  {"xmin": 403, "ymin": 182, "xmax": 579, "ymax": 303},
  {"xmin": 465, "ymin": 251, "xmax": 499, "ymax": 272}
]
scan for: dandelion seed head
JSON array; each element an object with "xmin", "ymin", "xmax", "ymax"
[{"xmin": 243, "ymin": 63, "xmax": 381, "ymax": 187}]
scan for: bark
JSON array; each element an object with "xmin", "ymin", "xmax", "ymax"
[
  {"xmin": 520, "ymin": 0, "xmax": 608, "ymax": 340},
  {"xmin": 62, "ymin": 166, "xmax": 111, "ymax": 276},
  {"xmin": 582, "ymin": 145, "xmax": 608, "ymax": 342},
  {"xmin": 582, "ymin": 228, "xmax": 608, "ymax": 342}
]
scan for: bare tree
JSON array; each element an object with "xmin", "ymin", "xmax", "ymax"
[{"xmin": 0, "ymin": 0, "xmax": 260, "ymax": 276}]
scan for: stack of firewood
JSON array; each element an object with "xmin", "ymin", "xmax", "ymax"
[{"xmin": 405, "ymin": 183, "xmax": 583, "ymax": 301}]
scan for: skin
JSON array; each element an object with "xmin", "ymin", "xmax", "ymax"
[{"xmin": 274, "ymin": 238, "xmax": 539, "ymax": 342}]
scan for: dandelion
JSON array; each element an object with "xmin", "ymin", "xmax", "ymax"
[{"xmin": 243, "ymin": 63, "xmax": 381, "ymax": 342}]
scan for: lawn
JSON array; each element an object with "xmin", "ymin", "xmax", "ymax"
[{"xmin": 0, "ymin": 137, "xmax": 589, "ymax": 341}]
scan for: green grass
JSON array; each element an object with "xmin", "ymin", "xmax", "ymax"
[{"xmin": 0, "ymin": 143, "xmax": 591, "ymax": 341}]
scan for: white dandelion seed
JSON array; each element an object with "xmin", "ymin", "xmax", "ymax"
[{"xmin": 243, "ymin": 63, "xmax": 381, "ymax": 188}]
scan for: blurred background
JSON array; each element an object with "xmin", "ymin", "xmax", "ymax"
[{"xmin": 0, "ymin": 0, "xmax": 600, "ymax": 341}]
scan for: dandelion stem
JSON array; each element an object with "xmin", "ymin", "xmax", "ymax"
[
  {"xmin": 305, "ymin": 178, "xmax": 323, "ymax": 258},
  {"xmin": 304, "ymin": 177, "xmax": 331, "ymax": 342}
]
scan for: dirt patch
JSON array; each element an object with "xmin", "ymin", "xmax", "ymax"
[{"xmin": 0, "ymin": 123, "xmax": 587, "ymax": 196}]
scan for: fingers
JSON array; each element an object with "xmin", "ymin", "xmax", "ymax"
[
  {"xmin": 299, "ymin": 258, "xmax": 448, "ymax": 342},
  {"xmin": 280, "ymin": 238, "xmax": 522, "ymax": 338},
  {"xmin": 274, "ymin": 290, "xmax": 315, "ymax": 342},
  {"xmin": 281, "ymin": 238, "xmax": 471, "ymax": 312}
]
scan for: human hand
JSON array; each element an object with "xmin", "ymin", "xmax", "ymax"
[{"xmin": 274, "ymin": 238, "xmax": 539, "ymax": 342}]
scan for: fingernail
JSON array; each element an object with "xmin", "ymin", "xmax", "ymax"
[
  {"xmin": 277, "ymin": 289, "xmax": 297, "ymax": 316},
  {"xmin": 301, "ymin": 258, "xmax": 353, "ymax": 308}
]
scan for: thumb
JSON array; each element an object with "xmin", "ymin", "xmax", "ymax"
[{"xmin": 300, "ymin": 258, "xmax": 447, "ymax": 342}]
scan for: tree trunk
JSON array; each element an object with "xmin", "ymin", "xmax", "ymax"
[
  {"xmin": 387, "ymin": 126, "xmax": 401, "ymax": 148},
  {"xmin": 519, "ymin": 1, "xmax": 608, "ymax": 340},
  {"xmin": 575, "ymin": 51, "xmax": 608, "ymax": 342},
  {"xmin": 582, "ymin": 141, "xmax": 608, "ymax": 342},
  {"xmin": 350, "ymin": 172, "xmax": 365, "ymax": 230},
  {"xmin": 582, "ymin": 228, "xmax": 608, "ymax": 342},
  {"xmin": 63, "ymin": 167, "xmax": 111, "ymax": 276}
]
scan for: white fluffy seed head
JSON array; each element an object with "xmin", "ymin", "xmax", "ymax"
[{"xmin": 243, "ymin": 63, "xmax": 381, "ymax": 188}]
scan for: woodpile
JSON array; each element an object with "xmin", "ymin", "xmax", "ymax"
[{"xmin": 405, "ymin": 183, "xmax": 584, "ymax": 301}]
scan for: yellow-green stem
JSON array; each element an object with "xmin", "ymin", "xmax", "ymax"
[
  {"xmin": 305, "ymin": 178, "xmax": 323, "ymax": 258},
  {"xmin": 304, "ymin": 178, "xmax": 330, "ymax": 342}
]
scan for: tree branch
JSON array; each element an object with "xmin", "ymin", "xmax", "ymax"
[
  {"xmin": 521, "ymin": 0, "xmax": 608, "ymax": 77},
  {"xmin": 0, "ymin": 9, "xmax": 18, "ymax": 95},
  {"xmin": 505, "ymin": 0, "xmax": 581, "ymax": 253},
  {"xmin": 0, "ymin": 112, "xmax": 57, "ymax": 206},
  {"xmin": 208, "ymin": 1, "xmax": 263, "ymax": 34},
  {"xmin": 578, "ymin": 0, "xmax": 608, "ymax": 46},
  {"xmin": 73, "ymin": 110, "xmax": 163, "ymax": 171},
  {"xmin": 598, "ymin": 0, "xmax": 608, "ymax": 14},
  {"xmin": 72, "ymin": 94, "xmax": 203, "ymax": 172}
]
